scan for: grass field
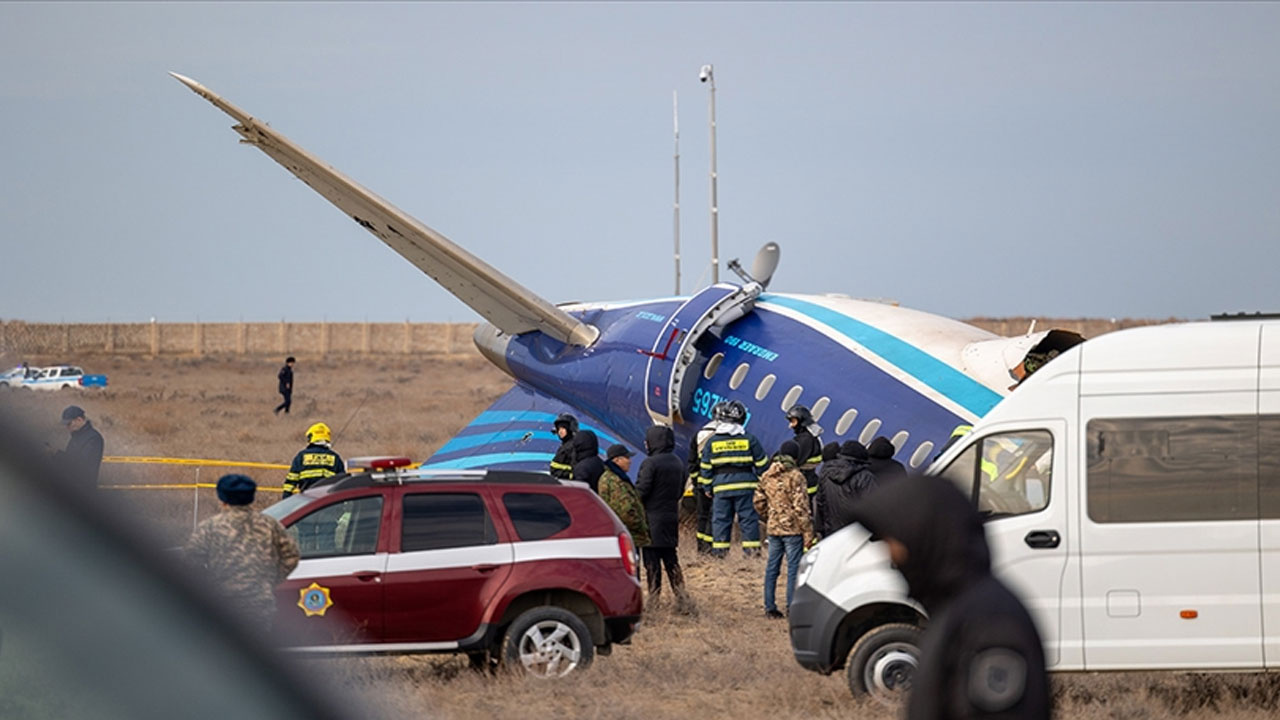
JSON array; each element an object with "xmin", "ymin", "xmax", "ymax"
[{"xmin": 3, "ymin": 351, "xmax": 1279, "ymax": 719}]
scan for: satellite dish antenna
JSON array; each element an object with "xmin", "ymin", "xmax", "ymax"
[{"xmin": 752, "ymin": 242, "xmax": 780, "ymax": 289}]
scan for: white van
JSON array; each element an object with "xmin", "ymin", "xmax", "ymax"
[{"xmin": 788, "ymin": 316, "xmax": 1280, "ymax": 700}]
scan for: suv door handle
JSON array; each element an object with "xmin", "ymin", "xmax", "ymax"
[
  {"xmin": 352, "ymin": 571, "xmax": 382, "ymax": 582},
  {"xmin": 471, "ymin": 564, "xmax": 499, "ymax": 573},
  {"xmin": 1024, "ymin": 530, "xmax": 1060, "ymax": 549}
]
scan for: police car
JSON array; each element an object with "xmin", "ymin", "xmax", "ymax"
[
  {"xmin": 0, "ymin": 364, "xmax": 108, "ymax": 390},
  {"xmin": 263, "ymin": 458, "xmax": 643, "ymax": 678}
]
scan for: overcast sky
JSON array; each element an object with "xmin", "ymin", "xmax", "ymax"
[{"xmin": 1, "ymin": 2, "xmax": 1277, "ymax": 324}]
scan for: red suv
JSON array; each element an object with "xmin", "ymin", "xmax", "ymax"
[{"xmin": 262, "ymin": 462, "xmax": 643, "ymax": 678}]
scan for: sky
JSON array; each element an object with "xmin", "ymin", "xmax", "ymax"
[{"xmin": 1, "ymin": 2, "xmax": 1277, "ymax": 324}]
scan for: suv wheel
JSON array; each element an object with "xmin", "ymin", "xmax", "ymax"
[
  {"xmin": 502, "ymin": 607, "xmax": 594, "ymax": 679},
  {"xmin": 846, "ymin": 623, "xmax": 921, "ymax": 702}
]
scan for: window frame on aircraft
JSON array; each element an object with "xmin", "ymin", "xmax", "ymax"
[
  {"xmin": 909, "ymin": 441, "xmax": 935, "ymax": 468},
  {"xmin": 835, "ymin": 408, "xmax": 859, "ymax": 436},
  {"xmin": 891, "ymin": 431, "xmax": 910, "ymax": 452},
  {"xmin": 755, "ymin": 373, "xmax": 777, "ymax": 401},
  {"xmin": 781, "ymin": 385, "xmax": 804, "ymax": 412},
  {"xmin": 729, "ymin": 362, "xmax": 750, "ymax": 390},
  {"xmin": 704, "ymin": 353, "xmax": 725, "ymax": 380},
  {"xmin": 859, "ymin": 418, "xmax": 883, "ymax": 445},
  {"xmin": 811, "ymin": 396, "xmax": 831, "ymax": 422}
]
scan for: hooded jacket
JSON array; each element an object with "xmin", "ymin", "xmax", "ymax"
[
  {"xmin": 814, "ymin": 442, "xmax": 877, "ymax": 537},
  {"xmin": 866, "ymin": 437, "xmax": 908, "ymax": 485},
  {"xmin": 570, "ymin": 430, "xmax": 605, "ymax": 494},
  {"xmin": 752, "ymin": 453, "xmax": 814, "ymax": 544},
  {"xmin": 636, "ymin": 425, "xmax": 685, "ymax": 547},
  {"xmin": 853, "ymin": 477, "xmax": 1049, "ymax": 720}
]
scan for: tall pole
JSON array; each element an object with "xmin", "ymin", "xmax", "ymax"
[
  {"xmin": 703, "ymin": 64, "xmax": 719, "ymax": 284},
  {"xmin": 673, "ymin": 91, "xmax": 681, "ymax": 295}
]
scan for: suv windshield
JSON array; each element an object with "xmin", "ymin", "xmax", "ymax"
[{"xmin": 262, "ymin": 492, "xmax": 317, "ymax": 521}]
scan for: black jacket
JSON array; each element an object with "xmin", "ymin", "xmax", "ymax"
[
  {"xmin": 636, "ymin": 426, "xmax": 685, "ymax": 548},
  {"xmin": 814, "ymin": 454, "xmax": 877, "ymax": 537},
  {"xmin": 57, "ymin": 420, "xmax": 104, "ymax": 488},
  {"xmin": 854, "ymin": 477, "xmax": 1049, "ymax": 720},
  {"xmin": 277, "ymin": 364, "xmax": 293, "ymax": 393},
  {"xmin": 866, "ymin": 437, "xmax": 908, "ymax": 485},
  {"xmin": 793, "ymin": 425, "xmax": 823, "ymax": 492},
  {"xmin": 549, "ymin": 433, "xmax": 575, "ymax": 479},
  {"xmin": 570, "ymin": 430, "xmax": 605, "ymax": 494}
]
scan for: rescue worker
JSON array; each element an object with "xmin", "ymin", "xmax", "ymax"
[
  {"xmin": 814, "ymin": 440, "xmax": 877, "ymax": 538},
  {"xmin": 853, "ymin": 476, "xmax": 1049, "ymax": 720},
  {"xmin": 548, "ymin": 412, "xmax": 578, "ymax": 479},
  {"xmin": 570, "ymin": 429, "xmax": 605, "ymax": 494},
  {"xmin": 753, "ymin": 440, "xmax": 814, "ymax": 618},
  {"xmin": 185, "ymin": 474, "xmax": 301, "ymax": 632},
  {"xmin": 785, "ymin": 404, "xmax": 824, "ymax": 499},
  {"xmin": 274, "ymin": 356, "xmax": 295, "ymax": 415},
  {"xmin": 54, "ymin": 405, "xmax": 104, "ymax": 489},
  {"xmin": 282, "ymin": 422, "xmax": 345, "ymax": 497},
  {"xmin": 688, "ymin": 420, "xmax": 718, "ymax": 554},
  {"xmin": 866, "ymin": 436, "xmax": 908, "ymax": 485},
  {"xmin": 699, "ymin": 400, "xmax": 768, "ymax": 558},
  {"xmin": 636, "ymin": 425, "xmax": 691, "ymax": 611},
  {"xmin": 598, "ymin": 444, "xmax": 650, "ymax": 548}
]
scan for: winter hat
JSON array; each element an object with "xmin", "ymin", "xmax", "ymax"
[
  {"xmin": 868, "ymin": 436, "xmax": 896, "ymax": 459},
  {"xmin": 839, "ymin": 440, "xmax": 869, "ymax": 461},
  {"xmin": 216, "ymin": 474, "xmax": 256, "ymax": 506},
  {"xmin": 778, "ymin": 440, "xmax": 800, "ymax": 459},
  {"xmin": 821, "ymin": 442, "xmax": 840, "ymax": 462}
]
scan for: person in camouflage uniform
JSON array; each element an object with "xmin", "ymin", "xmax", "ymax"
[
  {"xmin": 185, "ymin": 474, "xmax": 300, "ymax": 631},
  {"xmin": 598, "ymin": 444, "xmax": 651, "ymax": 548},
  {"xmin": 753, "ymin": 440, "xmax": 815, "ymax": 618}
]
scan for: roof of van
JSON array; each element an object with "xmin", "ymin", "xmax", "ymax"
[{"xmin": 1072, "ymin": 319, "xmax": 1273, "ymax": 372}]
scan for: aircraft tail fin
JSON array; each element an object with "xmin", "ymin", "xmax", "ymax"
[{"xmin": 170, "ymin": 72, "xmax": 598, "ymax": 347}]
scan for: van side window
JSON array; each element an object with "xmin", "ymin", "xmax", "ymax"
[
  {"xmin": 1261, "ymin": 416, "xmax": 1280, "ymax": 519},
  {"xmin": 936, "ymin": 429, "xmax": 1053, "ymax": 517},
  {"xmin": 1087, "ymin": 416, "xmax": 1258, "ymax": 523}
]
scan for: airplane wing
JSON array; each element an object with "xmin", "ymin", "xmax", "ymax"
[
  {"xmin": 170, "ymin": 73, "xmax": 598, "ymax": 347},
  {"xmin": 422, "ymin": 384, "xmax": 630, "ymax": 471}
]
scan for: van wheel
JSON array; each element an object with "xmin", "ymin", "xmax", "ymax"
[
  {"xmin": 502, "ymin": 607, "xmax": 594, "ymax": 679},
  {"xmin": 847, "ymin": 623, "xmax": 921, "ymax": 702}
]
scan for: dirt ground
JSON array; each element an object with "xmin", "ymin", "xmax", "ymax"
[{"xmin": 3, "ymin": 351, "xmax": 1279, "ymax": 719}]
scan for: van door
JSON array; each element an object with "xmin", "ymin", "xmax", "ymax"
[
  {"xmin": 1259, "ymin": 325, "xmax": 1280, "ymax": 668},
  {"xmin": 936, "ymin": 423, "xmax": 1075, "ymax": 668},
  {"xmin": 1078, "ymin": 396, "xmax": 1261, "ymax": 669}
]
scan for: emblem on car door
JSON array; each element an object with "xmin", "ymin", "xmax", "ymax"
[{"xmin": 298, "ymin": 582, "xmax": 334, "ymax": 617}]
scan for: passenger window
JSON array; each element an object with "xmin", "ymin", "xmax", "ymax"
[
  {"xmin": 729, "ymin": 363, "xmax": 750, "ymax": 390},
  {"xmin": 909, "ymin": 441, "xmax": 934, "ymax": 468},
  {"xmin": 289, "ymin": 496, "xmax": 383, "ymax": 559},
  {"xmin": 755, "ymin": 374, "xmax": 776, "ymax": 401},
  {"xmin": 1261, "ymin": 416, "xmax": 1280, "ymax": 519},
  {"xmin": 858, "ymin": 419, "xmax": 882, "ymax": 444},
  {"xmin": 703, "ymin": 353, "xmax": 724, "ymax": 380},
  {"xmin": 503, "ymin": 493, "xmax": 572, "ymax": 541},
  {"xmin": 1087, "ymin": 416, "xmax": 1257, "ymax": 523},
  {"xmin": 835, "ymin": 408, "xmax": 858, "ymax": 435},
  {"xmin": 935, "ymin": 429, "xmax": 1053, "ymax": 518},
  {"xmin": 781, "ymin": 385, "xmax": 803, "ymax": 412},
  {"xmin": 401, "ymin": 493, "xmax": 496, "ymax": 551},
  {"xmin": 811, "ymin": 396, "xmax": 830, "ymax": 421}
]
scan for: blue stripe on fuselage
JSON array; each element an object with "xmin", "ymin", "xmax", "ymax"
[{"xmin": 759, "ymin": 294, "xmax": 1002, "ymax": 418}]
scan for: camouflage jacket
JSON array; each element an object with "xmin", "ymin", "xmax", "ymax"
[
  {"xmin": 753, "ymin": 455, "xmax": 815, "ymax": 545},
  {"xmin": 599, "ymin": 466, "xmax": 651, "ymax": 547},
  {"xmin": 185, "ymin": 505, "xmax": 300, "ymax": 620}
]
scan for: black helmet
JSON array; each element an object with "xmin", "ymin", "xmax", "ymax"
[
  {"xmin": 713, "ymin": 399, "xmax": 747, "ymax": 424},
  {"xmin": 553, "ymin": 412, "xmax": 579, "ymax": 434},
  {"xmin": 785, "ymin": 404, "xmax": 813, "ymax": 426}
]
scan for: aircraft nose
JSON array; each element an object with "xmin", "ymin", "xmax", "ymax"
[{"xmin": 473, "ymin": 323, "xmax": 512, "ymax": 376}]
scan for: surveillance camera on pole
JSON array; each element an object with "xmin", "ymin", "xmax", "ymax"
[{"xmin": 699, "ymin": 64, "xmax": 713, "ymax": 83}]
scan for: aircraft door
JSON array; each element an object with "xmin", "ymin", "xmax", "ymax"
[{"xmin": 643, "ymin": 283, "xmax": 760, "ymax": 425}]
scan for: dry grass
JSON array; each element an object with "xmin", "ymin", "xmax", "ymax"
[{"xmin": 3, "ymin": 351, "xmax": 1278, "ymax": 718}]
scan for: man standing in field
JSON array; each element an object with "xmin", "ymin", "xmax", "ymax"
[
  {"xmin": 274, "ymin": 356, "xmax": 295, "ymax": 415},
  {"xmin": 54, "ymin": 405, "xmax": 104, "ymax": 490},
  {"xmin": 185, "ymin": 474, "xmax": 300, "ymax": 632}
]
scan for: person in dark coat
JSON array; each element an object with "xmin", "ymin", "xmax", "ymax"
[
  {"xmin": 852, "ymin": 476, "xmax": 1049, "ymax": 720},
  {"xmin": 636, "ymin": 424, "xmax": 691, "ymax": 610},
  {"xmin": 785, "ymin": 405, "xmax": 824, "ymax": 498},
  {"xmin": 548, "ymin": 412, "xmax": 578, "ymax": 479},
  {"xmin": 570, "ymin": 429, "xmax": 605, "ymax": 494},
  {"xmin": 55, "ymin": 405, "xmax": 104, "ymax": 489},
  {"xmin": 866, "ymin": 436, "xmax": 908, "ymax": 485},
  {"xmin": 814, "ymin": 440, "xmax": 877, "ymax": 537},
  {"xmin": 274, "ymin": 356, "xmax": 295, "ymax": 415}
]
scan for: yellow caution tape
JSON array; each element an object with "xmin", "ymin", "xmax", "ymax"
[
  {"xmin": 103, "ymin": 456, "xmax": 289, "ymax": 470},
  {"xmin": 101, "ymin": 483, "xmax": 286, "ymax": 491}
]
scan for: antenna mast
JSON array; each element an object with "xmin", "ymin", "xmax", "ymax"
[{"xmin": 673, "ymin": 91, "xmax": 681, "ymax": 295}]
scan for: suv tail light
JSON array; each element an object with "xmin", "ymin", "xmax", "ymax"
[
  {"xmin": 78, "ymin": 377, "xmax": 85, "ymax": 386},
  {"xmin": 618, "ymin": 533, "xmax": 639, "ymax": 577}
]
